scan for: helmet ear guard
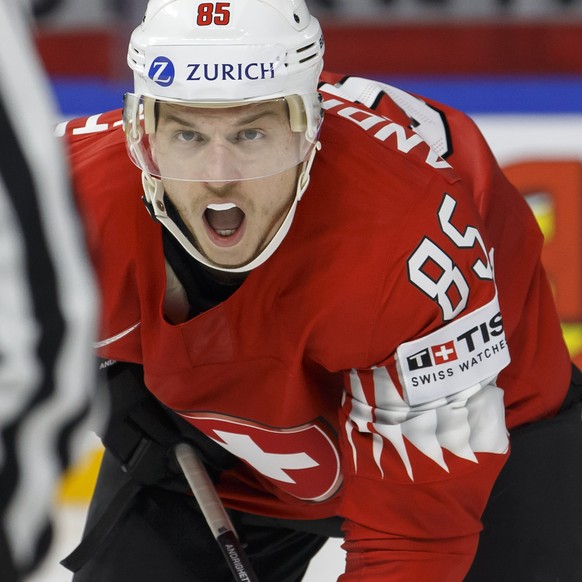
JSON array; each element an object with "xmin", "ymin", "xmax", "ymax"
[
  {"xmin": 286, "ymin": 95, "xmax": 307, "ymax": 133},
  {"xmin": 285, "ymin": 94, "xmax": 324, "ymax": 142}
]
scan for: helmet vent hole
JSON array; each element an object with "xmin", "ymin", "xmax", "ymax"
[
  {"xmin": 298, "ymin": 54, "xmax": 316, "ymax": 65},
  {"xmin": 296, "ymin": 42, "xmax": 317, "ymax": 65},
  {"xmin": 294, "ymin": 13, "xmax": 300, "ymax": 23},
  {"xmin": 297, "ymin": 42, "xmax": 315, "ymax": 53}
]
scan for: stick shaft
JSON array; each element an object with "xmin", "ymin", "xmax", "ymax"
[{"xmin": 174, "ymin": 443, "xmax": 260, "ymax": 582}]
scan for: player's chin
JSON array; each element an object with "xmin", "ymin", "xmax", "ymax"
[{"xmin": 200, "ymin": 241, "xmax": 257, "ymax": 270}]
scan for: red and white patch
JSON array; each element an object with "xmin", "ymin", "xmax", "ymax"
[
  {"xmin": 431, "ymin": 341, "xmax": 457, "ymax": 364},
  {"xmin": 180, "ymin": 413, "xmax": 342, "ymax": 502}
]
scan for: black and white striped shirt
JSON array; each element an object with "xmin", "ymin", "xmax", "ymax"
[{"xmin": 0, "ymin": 2, "xmax": 98, "ymax": 579}]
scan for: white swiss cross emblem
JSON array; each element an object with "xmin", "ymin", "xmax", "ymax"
[
  {"xmin": 431, "ymin": 340, "xmax": 457, "ymax": 364},
  {"xmin": 180, "ymin": 414, "xmax": 342, "ymax": 502}
]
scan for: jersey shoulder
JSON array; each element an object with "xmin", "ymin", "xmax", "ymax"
[
  {"xmin": 318, "ymin": 73, "xmax": 461, "ymax": 191},
  {"xmin": 60, "ymin": 109, "xmax": 142, "ymax": 225},
  {"xmin": 59, "ymin": 110, "xmax": 146, "ymax": 360},
  {"xmin": 58, "ymin": 109, "xmax": 127, "ymax": 161},
  {"xmin": 317, "ymin": 72, "xmax": 507, "ymax": 197}
]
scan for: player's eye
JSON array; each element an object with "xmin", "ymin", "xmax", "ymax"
[
  {"xmin": 237, "ymin": 129, "xmax": 264, "ymax": 142},
  {"xmin": 176, "ymin": 130, "xmax": 204, "ymax": 143}
]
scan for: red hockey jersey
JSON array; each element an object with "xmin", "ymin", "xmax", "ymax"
[{"xmin": 64, "ymin": 73, "xmax": 571, "ymax": 581}]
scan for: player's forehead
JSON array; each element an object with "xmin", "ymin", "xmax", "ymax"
[{"xmin": 156, "ymin": 98, "xmax": 291, "ymax": 127}]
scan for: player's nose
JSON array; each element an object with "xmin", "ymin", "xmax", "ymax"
[{"xmin": 199, "ymin": 142, "xmax": 242, "ymax": 186}]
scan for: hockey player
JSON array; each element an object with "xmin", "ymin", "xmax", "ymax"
[{"xmin": 62, "ymin": 0, "xmax": 582, "ymax": 580}]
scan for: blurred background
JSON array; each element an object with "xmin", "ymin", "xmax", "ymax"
[{"xmin": 27, "ymin": 0, "xmax": 582, "ymax": 579}]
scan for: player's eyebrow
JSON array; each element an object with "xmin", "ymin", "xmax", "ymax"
[
  {"xmin": 233, "ymin": 109, "xmax": 280, "ymax": 126},
  {"xmin": 161, "ymin": 108, "xmax": 282, "ymax": 129}
]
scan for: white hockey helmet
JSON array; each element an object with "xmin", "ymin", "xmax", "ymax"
[{"xmin": 123, "ymin": 0, "xmax": 325, "ymax": 273}]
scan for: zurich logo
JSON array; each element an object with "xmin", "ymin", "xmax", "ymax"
[{"xmin": 148, "ymin": 56, "xmax": 175, "ymax": 87}]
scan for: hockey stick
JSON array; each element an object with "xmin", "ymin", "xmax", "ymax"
[{"xmin": 174, "ymin": 443, "xmax": 260, "ymax": 582}]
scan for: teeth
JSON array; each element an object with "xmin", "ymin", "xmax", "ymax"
[
  {"xmin": 217, "ymin": 229, "xmax": 236, "ymax": 237},
  {"xmin": 207, "ymin": 203, "xmax": 236, "ymax": 211}
]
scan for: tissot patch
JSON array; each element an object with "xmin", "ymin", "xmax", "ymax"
[{"xmin": 396, "ymin": 296, "xmax": 510, "ymax": 406}]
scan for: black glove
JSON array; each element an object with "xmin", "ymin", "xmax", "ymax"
[{"xmin": 99, "ymin": 361, "xmax": 237, "ymax": 490}]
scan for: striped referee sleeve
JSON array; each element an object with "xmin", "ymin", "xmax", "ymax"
[{"xmin": 0, "ymin": 2, "xmax": 98, "ymax": 579}]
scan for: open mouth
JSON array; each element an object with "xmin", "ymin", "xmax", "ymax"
[{"xmin": 204, "ymin": 203, "xmax": 246, "ymax": 245}]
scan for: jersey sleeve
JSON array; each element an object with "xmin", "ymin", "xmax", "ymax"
[
  {"xmin": 319, "ymin": 71, "xmax": 571, "ymax": 433},
  {"xmin": 337, "ymin": 174, "xmax": 511, "ymax": 581}
]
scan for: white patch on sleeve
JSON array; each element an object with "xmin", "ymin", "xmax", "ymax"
[
  {"xmin": 346, "ymin": 367, "xmax": 509, "ymax": 480},
  {"xmin": 396, "ymin": 296, "xmax": 510, "ymax": 406}
]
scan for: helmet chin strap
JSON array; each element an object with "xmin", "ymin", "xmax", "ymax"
[{"xmin": 141, "ymin": 141, "xmax": 321, "ymax": 274}]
